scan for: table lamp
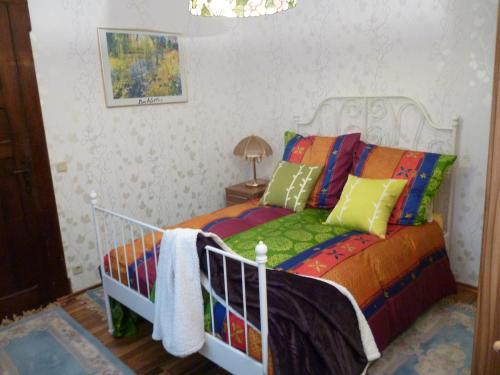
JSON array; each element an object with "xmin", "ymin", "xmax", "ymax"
[{"xmin": 233, "ymin": 135, "xmax": 273, "ymax": 187}]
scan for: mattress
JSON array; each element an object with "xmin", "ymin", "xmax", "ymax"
[{"xmin": 104, "ymin": 199, "xmax": 456, "ymax": 351}]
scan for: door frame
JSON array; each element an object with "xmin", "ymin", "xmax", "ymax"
[
  {"xmin": 472, "ymin": 4, "xmax": 500, "ymax": 374},
  {"xmin": 0, "ymin": 0, "xmax": 70, "ymax": 301}
]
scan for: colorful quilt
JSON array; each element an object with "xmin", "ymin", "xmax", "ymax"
[{"xmin": 104, "ymin": 199, "xmax": 456, "ymax": 358}]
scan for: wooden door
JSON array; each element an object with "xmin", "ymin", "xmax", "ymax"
[
  {"xmin": 472, "ymin": 4, "xmax": 500, "ymax": 374},
  {"xmin": 0, "ymin": 0, "xmax": 69, "ymax": 318}
]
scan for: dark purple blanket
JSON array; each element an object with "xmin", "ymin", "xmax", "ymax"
[{"xmin": 197, "ymin": 235, "xmax": 367, "ymax": 375}]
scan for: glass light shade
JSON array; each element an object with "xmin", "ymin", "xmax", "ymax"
[{"xmin": 189, "ymin": 0, "xmax": 297, "ymax": 18}]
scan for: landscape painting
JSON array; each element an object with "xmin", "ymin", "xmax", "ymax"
[{"xmin": 98, "ymin": 28, "xmax": 187, "ymax": 107}]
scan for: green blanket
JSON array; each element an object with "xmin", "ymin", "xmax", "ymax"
[{"xmin": 224, "ymin": 208, "xmax": 349, "ymax": 266}]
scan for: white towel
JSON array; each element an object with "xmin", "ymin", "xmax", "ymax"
[{"xmin": 152, "ymin": 228, "xmax": 205, "ymax": 357}]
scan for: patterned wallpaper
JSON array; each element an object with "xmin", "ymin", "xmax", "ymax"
[{"xmin": 28, "ymin": 0, "xmax": 497, "ymax": 291}]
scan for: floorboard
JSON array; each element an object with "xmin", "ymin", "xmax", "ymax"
[
  {"xmin": 59, "ymin": 286, "xmax": 476, "ymax": 374},
  {"xmin": 59, "ymin": 295, "xmax": 227, "ymax": 374}
]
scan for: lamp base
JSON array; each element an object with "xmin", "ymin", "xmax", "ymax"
[{"xmin": 245, "ymin": 179, "xmax": 267, "ymax": 188}]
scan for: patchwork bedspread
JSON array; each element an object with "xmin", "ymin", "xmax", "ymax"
[{"xmin": 105, "ymin": 199, "xmax": 456, "ymax": 360}]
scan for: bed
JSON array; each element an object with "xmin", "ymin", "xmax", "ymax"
[{"xmin": 90, "ymin": 96, "xmax": 460, "ymax": 375}]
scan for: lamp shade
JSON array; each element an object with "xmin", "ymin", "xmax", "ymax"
[
  {"xmin": 189, "ymin": 0, "xmax": 297, "ymax": 17},
  {"xmin": 233, "ymin": 135, "xmax": 272, "ymax": 160}
]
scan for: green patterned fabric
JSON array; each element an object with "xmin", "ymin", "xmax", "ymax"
[
  {"xmin": 284, "ymin": 130, "xmax": 296, "ymax": 145},
  {"xmin": 110, "ymin": 298, "xmax": 138, "ymax": 338},
  {"xmin": 224, "ymin": 208, "xmax": 349, "ymax": 267},
  {"xmin": 260, "ymin": 161, "xmax": 323, "ymax": 212},
  {"xmin": 415, "ymin": 154, "xmax": 457, "ymax": 225}
]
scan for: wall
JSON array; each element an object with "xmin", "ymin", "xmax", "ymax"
[{"xmin": 28, "ymin": 0, "xmax": 498, "ymax": 291}]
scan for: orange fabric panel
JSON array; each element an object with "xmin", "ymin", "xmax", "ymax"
[
  {"xmin": 301, "ymin": 136, "xmax": 335, "ymax": 165},
  {"xmin": 388, "ymin": 151, "xmax": 425, "ymax": 222},
  {"xmin": 360, "ymin": 146, "xmax": 405, "ymax": 179},
  {"xmin": 368, "ymin": 222, "xmax": 444, "ymax": 290},
  {"xmin": 321, "ymin": 252, "xmax": 381, "ymax": 309},
  {"xmin": 287, "ymin": 137, "xmax": 314, "ymax": 163},
  {"xmin": 107, "ymin": 200, "xmax": 261, "ymax": 283},
  {"xmin": 174, "ymin": 200, "xmax": 259, "ymax": 229},
  {"xmin": 247, "ymin": 325, "xmax": 274, "ymax": 374},
  {"xmin": 321, "ymin": 222, "xmax": 444, "ymax": 307},
  {"xmin": 300, "ymin": 136, "xmax": 335, "ymax": 206}
]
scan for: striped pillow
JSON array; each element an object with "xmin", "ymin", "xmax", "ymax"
[
  {"xmin": 353, "ymin": 142, "xmax": 457, "ymax": 225},
  {"xmin": 283, "ymin": 131, "xmax": 361, "ymax": 208}
]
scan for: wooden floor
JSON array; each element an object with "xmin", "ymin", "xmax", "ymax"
[
  {"xmin": 59, "ymin": 293, "xmax": 227, "ymax": 375},
  {"xmin": 455, "ymin": 284, "xmax": 478, "ymax": 305},
  {"xmin": 59, "ymin": 285, "xmax": 476, "ymax": 375}
]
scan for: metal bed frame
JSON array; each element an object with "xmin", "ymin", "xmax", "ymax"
[{"xmin": 91, "ymin": 96, "xmax": 459, "ymax": 375}]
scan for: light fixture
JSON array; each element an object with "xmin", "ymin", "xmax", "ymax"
[
  {"xmin": 233, "ymin": 135, "xmax": 272, "ymax": 187},
  {"xmin": 189, "ymin": 0, "xmax": 297, "ymax": 18}
]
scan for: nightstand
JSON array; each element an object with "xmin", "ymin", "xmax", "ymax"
[{"xmin": 225, "ymin": 181, "xmax": 269, "ymax": 206}]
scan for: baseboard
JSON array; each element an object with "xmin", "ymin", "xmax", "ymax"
[
  {"xmin": 57, "ymin": 282, "xmax": 103, "ymax": 302},
  {"xmin": 456, "ymin": 282, "xmax": 478, "ymax": 296}
]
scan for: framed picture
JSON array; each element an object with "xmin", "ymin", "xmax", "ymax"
[{"xmin": 97, "ymin": 28, "xmax": 187, "ymax": 107}]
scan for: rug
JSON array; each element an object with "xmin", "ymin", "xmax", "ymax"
[
  {"xmin": 85, "ymin": 286, "xmax": 106, "ymax": 311},
  {"xmin": 77, "ymin": 287, "xmax": 106, "ymax": 318},
  {"xmin": 1, "ymin": 302, "xmax": 59, "ymax": 327},
  {"xmin": 0, "ymin": 307, "xmax": 133, "ymax": 375},
  {"xmin": 368, "ymin": 299, "xmax": 475, "ymax": 375}
]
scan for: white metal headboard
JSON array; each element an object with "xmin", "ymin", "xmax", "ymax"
[{"xmin": 294, "ymin": 96, "xmax": 460, "ymax": 248}]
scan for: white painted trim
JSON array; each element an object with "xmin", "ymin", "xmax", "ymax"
[
  {"xmin": 296, "ymin": 96, "xmax": 453, "ymax": 131},
  {"xmin": 199, "ymin": 334, "xmax": 264, "ymax": 375}
]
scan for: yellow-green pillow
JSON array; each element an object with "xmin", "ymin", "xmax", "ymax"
[
  {"xmin": 260, "ymin": 161, "xmax": 323, "ymax": 212},
  {"xmin": 325, "ymin": 175, "xmax": 407, "ymax": 238}
]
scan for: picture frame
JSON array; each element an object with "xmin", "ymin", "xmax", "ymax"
[{"xmin": 97, "ymin": 28, "xmax": 187, "ymax": 107}]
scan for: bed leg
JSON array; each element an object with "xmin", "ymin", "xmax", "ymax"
[
  {"xmin": 90, "ymin": 190, "xmax": 114, "ymax": 334},
  {"xmin": 256, "ymin": 241, "xmax": 269, "ymax": 375},
  {"xmin": 103, "ymin": 291, "xmax": 114, "ymax": 335}
]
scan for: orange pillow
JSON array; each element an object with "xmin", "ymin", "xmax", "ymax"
[
  {"xmin": 353, "ymin": 142, "xmax": 456, "ymax": 225},
  {"xmin": 283, "ymin": 131, "xmax": 360, "ymax": 208}
]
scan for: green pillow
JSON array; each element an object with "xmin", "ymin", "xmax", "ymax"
[
  {"xmin": 325, "ymin": 174, "xmax": 407, "ymax": 238},
  {"xmin": 260, "ymin": 161, "xmax": 323, "ymax": 212}
]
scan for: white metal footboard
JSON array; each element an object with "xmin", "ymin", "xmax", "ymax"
[{"xmin": 90, "ymin": 191, "xmax": 269, "ymax": 375}]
